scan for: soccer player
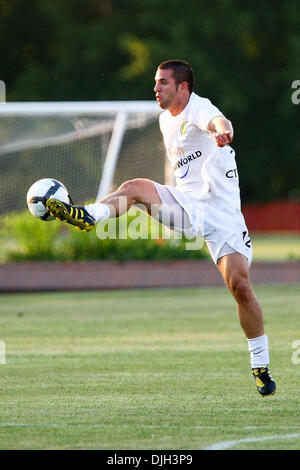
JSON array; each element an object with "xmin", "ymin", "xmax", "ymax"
[{"xmin": 47, "ymin": 60, "xmax": 276, "ymax": 396}]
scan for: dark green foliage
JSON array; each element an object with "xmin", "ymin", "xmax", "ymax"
[{"xmin": 1, "ymin": 0, "xmax": 300, "ymax": 202}]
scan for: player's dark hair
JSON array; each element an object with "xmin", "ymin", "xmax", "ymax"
[{"xmin": 158, "ymin": 60, "xmax": 194, "ymax": 94}]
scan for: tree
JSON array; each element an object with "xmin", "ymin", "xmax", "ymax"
[{"xmin": 1, "ymin": 0, "xmax": 299, "ymax": 202}]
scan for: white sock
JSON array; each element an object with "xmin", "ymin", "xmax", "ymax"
[
  {"xmin": 247, "ymin": 334, "xmax": 270, "ymax": 369},
  {"xmin": 84, "ymin": 203, "xmax": 110, "ymax": 223}
]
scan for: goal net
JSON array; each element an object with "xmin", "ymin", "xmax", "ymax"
[{"xmin": 0, "ymin": 101, "xmax": 167, "ymax": 215}]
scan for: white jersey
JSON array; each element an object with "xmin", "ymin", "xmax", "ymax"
[{"xmin": 159, "ymin": 92, "xmax": 241, "ymax": 210}]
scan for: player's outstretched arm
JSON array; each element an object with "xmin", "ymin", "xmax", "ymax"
[{"xmin": 207, "ymin": 116, "xmax": 233, "ymax": 147}]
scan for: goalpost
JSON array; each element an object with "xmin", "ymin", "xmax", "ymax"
[{"xmin": 0, "ymin": 101, "xmax": 171, "ymax": 215}]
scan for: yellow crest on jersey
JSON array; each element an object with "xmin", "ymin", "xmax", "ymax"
[{"xmin": 180, "ymin": 121, "xmax": 188, "ymax": 135}]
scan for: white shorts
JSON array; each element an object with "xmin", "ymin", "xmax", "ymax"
[{"xmin": 152, "ymin": 181, "xmax": 252, "ymax": 266}]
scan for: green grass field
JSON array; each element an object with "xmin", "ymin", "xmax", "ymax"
[
  {"xmin": 252, "ymin": 234, "xmax": 300, "ymax": 261},
  {"xmin": 1, "ymin": 286, "xmax": 300, "ymax": 450}
]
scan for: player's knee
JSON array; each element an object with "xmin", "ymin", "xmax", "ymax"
[
  {"xmin": 229, "ymin": 276, "xmax": 252, "ymax": 304},
  {"xmin": 118, "ymin": 179, "xmax": 139, "ymax": 199},
  {"xmin": 118, "ymin": 179, "xmax": 147, "ymax": 201}
]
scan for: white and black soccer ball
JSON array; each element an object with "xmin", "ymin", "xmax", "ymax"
[{"xmin": 26, "ymin": 178, "xmax": 71, "ymax": 221}]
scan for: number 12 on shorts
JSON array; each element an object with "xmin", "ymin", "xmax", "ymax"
[{"xmin": 242, "ymin": 230, "xmax": 251, "ymax": 248}]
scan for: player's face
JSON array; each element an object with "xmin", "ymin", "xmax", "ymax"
[{"xmin": 154, "ymin": 68, "xmax": 178, "ymax": 110}]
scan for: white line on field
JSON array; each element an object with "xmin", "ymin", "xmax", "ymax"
[
  {"xmin": 203, "ymin": 433, "xmax": 300, "ymax": 450},
  {"xmin": 2, "ymin": 422, "xmax": 300, "ymax": 452}
]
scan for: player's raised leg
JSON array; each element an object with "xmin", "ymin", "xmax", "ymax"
[
  {"xmin": 96, "ymin": 178, "xmax": 162, "ymax": 217},
  {"xmin": 217, "ymin": 252, "xmax": 276, "ymax": 396},
  {"xmin": 46, "ymin": 178, "xmax": 162, "ymax": 231}
]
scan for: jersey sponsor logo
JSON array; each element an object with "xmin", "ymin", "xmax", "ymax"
[
  {"xmin": 179, "ymin": 166, "xmax": 190, "ymax": 179},
  {"xmin": 174, "ymin": 150, "xmax": 202, "ymax": 170},
  {"xmin": 226, "ymin": 168, "xmax": 238, "ymax": 178}
]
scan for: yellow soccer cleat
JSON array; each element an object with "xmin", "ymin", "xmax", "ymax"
[
  {"xmin": 46, "ymin": 198, "xmax": 95, "ymax": 231},
  {"xmin": 252, "ymin": 367, "xmax": 276, "ymax": 396}
]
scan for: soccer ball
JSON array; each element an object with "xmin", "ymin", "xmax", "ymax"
[{"xmin": 26, "ymin": 178, "xmax": 70, "ymax": 221}]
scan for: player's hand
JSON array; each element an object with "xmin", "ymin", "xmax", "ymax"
[{"xmin": 213, "ymin": 131, "xmax": 233, "ymax": 147}]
